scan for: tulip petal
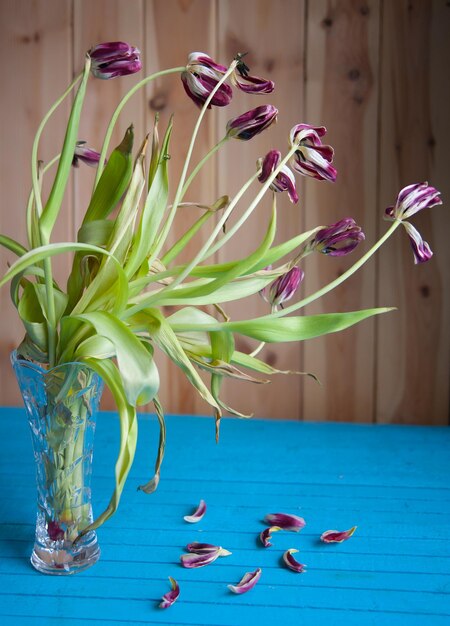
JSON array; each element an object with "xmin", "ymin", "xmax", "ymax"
[
  {"xmin": 186, "ymin": 542, "xmax": 232, "ymax": 557},
  {"xmin": 264, "ymin": 512, "xmax": 306, "ymax": 531},
  {"xmin": 184, "ymin": 499, "xmax": 206, "ymax": 523},
  {"xmin": 283, "ymin": 549, "xmax": 307, "ymax": 573},
  {"xmin": 180, "ymin": 548, "xmax": 221, "ymax": 568},
  {"xmin": 159, "ymin": 576, "xmax": 180, "ymax": 609},
  {"xmin": 402, "ymin": 222, "xmax": 433, "ymax": 264},
  {"xmin": 320, "ymin": 526, "xmax": 357, "ymax": 543},
  {"xmin": 260, "ymin": 526, "xmax": 281, "ymax": 547},
  {"xmin": 228, "ymin": 568, "xmax": 262, "ymax": 594}
]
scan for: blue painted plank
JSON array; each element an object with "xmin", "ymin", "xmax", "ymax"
[{"xmin": 0, "ymin": 409, "xmax": 449, "ymax": 626}]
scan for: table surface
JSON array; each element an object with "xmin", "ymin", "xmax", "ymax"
[{"xmin": 0, "ymin": 408, "xmax": 449, "ymax": 626}]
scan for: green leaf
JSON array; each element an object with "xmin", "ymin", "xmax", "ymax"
[
  {"xmin": 0, "ymin": 234, "xmax": 27, "ymax": 257},
  {"xmin": 17, "ymin": 282, "xmax": 48, "ymax": 350},
  {"xmin": 125, "ymin": 118, "xmax": 173, "ymax": 278},
  {"xmin": 169, "ymin": 307, "xmax": 395, "ymax": 342},
  {"xmin": 0, "ymin": 242, "xmax": 119, "ymax": 290},
  {"xmin": 130, "ymin": 308, "xmax": 220, "ymax": 414},
  {"xmin": 77, "ymin": 220, "xmax": 115, "ymax": 247},
  {"xmin": 39, "ymin": 61, "xmax": 91, "ymax": 241},
  {"xmin": 77, "ymin": 358, "xmax": 138, "ymax": 536},
  {"xmin": 73, "ymin": 311, "xmax": 159, "ymax": 406},
  {"xmin": 83, "ymin": 126, "xmax": 134, "ymax": 224}
]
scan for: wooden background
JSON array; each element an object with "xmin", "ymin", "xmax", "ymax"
[{"xmin": 0, "ymin": 0, "xmax": 448, "ymax": 424}]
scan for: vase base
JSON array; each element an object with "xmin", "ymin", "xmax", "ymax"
[{"xmin": 31, "ymin": 532, "xmax": 100, "ymax": 575}]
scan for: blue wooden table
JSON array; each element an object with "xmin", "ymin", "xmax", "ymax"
[{"xmin": 0, "ymin": 408, "xmax": 449, "ymax": 625}]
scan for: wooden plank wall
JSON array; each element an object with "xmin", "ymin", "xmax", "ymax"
[{"xmin": 0, "ymin": 0, "xmax": 448, "ymax": 424}]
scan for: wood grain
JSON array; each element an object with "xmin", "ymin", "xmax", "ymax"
[
  {"xmin": 215, "ymin": 0, "xmax": 306, "ymax": 420},
  {"xmin": 376, "ymin": 0, "xmax": 450, "ymax": 424},
  {"xmin": 0, "ymin": 0, "xmax": 73, "ymax": 405},
  {"xmin": 302, "ymin": 0, "xmax": 380, "ymax": 422}
]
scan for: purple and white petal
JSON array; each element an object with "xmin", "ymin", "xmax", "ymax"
[
  {"xmin": 226, "ymin": 105, "xmax": 278, "ymax": 141},
  {"xmin": 402, "ymin": 222, "xmax": 433, "ymax": 264},
  {"xmin": 159, "ymin": 577, "xmax": 180, "ymax": 609},
  {"xmin": 311, "ymin": 218, "xmax": 365, "ymax": 256},
  {"xmin": 289, "ymin": 123, "xmax": 337, "ymax": 182},
  {"xmin": 182, "ymin": 52, "xmax": 232, "ymax": 109},
  {"xmin": 283, "ymin": 549, "xmax": 307, "ymax": 573},
  {"xmin": 180, "ymin": 548, "xmax": 221, "ymax": 568},
  {"xmin": 320, "ymin": 526, "xmax": 357, "ymax": 543},
  {"xmin": 73, "ymin": 142, "xmax": 102, "ymax": 168},
  {"xmin": 394, "ymin": 182, "xmax": 442, "ymax": 219},
  {"xmin": 89, "ymin": 41, "xmax": 142, "ymax": 79},
  {"xmin": 257, "ymin": 150, "xmax": 299, "ymax": 203},
  {"xmin": 232, "ymin": 72, "xmax": 275, "ymax": 95},
  {"xmin": 268, "ymin": 267, "xmax": 304, "ymax": 308},
  {"xmin": 228, "ymin": 568, "xmax": 262, "ymax": 594},
  {"xmin": 186, "ymin": 542, "xmax": 232, "ymax": 556},
  {"xmin": 259, "ymin": 526, "xmax": 280, "ymax": 547},
  {"xmin": 184, "ymin": 499, "xmax": 207, "ymax": 523},
  {"xmin": 264, "ymin": 513, "xmax": 306, "ymax": 531}
]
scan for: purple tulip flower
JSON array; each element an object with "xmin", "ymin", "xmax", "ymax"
[
  {"xmin": 181, "ymin": 52, "xmax": 233, "ymax": 108},
  {"xmin": 384, "ymin": 182, "xmax": 442, "ymax": 264},
  {"xmin": 289, "ymin": 124, "xmax": 337, "ymax": 182},
  {"xmin": 257, "ymin": 150, "xmax": 299, "ymax": 203},
  {"xmin": 89, "ymin": 41, "xmax": 142, "ymax": 79},
  {"xmin": 265, "ymin": 266, "xmax": 304, "ymax": 308},
  {"xmin": 72, "ymin": 141, "xmax": 101, "ymax": 168},
  {"xmin": 311, "ymin": 218, "xmax": 365, "ymax": 256},
  {"xmin": 226, "ymin": 105, "xmax": 278, "ymax": 141}
]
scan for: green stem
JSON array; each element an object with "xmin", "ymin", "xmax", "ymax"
[
  {"xmin": 27, "ymin": 154, "xmax": 61, "ymax": 248},
  {"xmin": 93, "ymin": 67, "xmax": 185, "ymax": 188},
  {"xmin": 147, "ymin": 61, "xmax": 238, "ymax": 264},
  {"xmin": 161, "ymin": 211, "xmax": 214, "ymax": 266},
  {"xmin": 266, "ymin": 220, "xmax": 403, "ymax": 320},
  {"xmin": 43, "ymin": 256, "xmax": 57, "ymax": 367},
  {"xmin": 180, "ymin": 137, "xmax": 229, "ymax": 200}
]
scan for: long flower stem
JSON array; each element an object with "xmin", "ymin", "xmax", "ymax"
[
  {"xmin": 147, "ymin": 61, "xmax": 238, "ymax": 264},
  {"xmin": 266, "ymin": 220, "xmax": 402, "ymax": 320},
  {"xmin": 199, "ymin": 145, "xmax": 300, "ymax": 265},
  {"xmin": 180, "ymin": 136, "xmax": 229, "ymax": 200},
  {"xmin": 93, "ymin": 67, "xmax": 185, "ymax": 188}
]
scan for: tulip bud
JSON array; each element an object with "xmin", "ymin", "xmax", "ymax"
[
  {"xmin": 267, "ymin": 266, "xmax": 304, "ymax": 308},
  {"xmin": 226, "ymin": 105, "xmax": 278, "ymax": 141},
  {"xmin": 89, "ymin": 41, "xmax": 142, "ymax": 80}
]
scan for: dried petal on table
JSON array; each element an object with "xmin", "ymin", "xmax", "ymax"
[
  {"xmin": 259, "ymin": 526, "xmax": 281, "ymax": 547},
  {"xmin": 283, "ymin": 549, "xmax": 307, "ymax": 573},
  {"xmin": 184, "ymin": 499, "xmax": 207, "ymax": 523},
  {"xmin": 264, "ymin": 513, "xmax": 306, "ymax": 531},
  {"xmin": 187, "ymin": 542, "xmax": 232, "ymax": 556},
  {"xmin": 228, "ymin": 568, "xmax": 262, "ymax": 594},
  {"xmin": 159, "ymin": 576, "xmax": 180, "ymax": 609},
  {"xmin": 320, "ymin": 526, "xmax": 357, "ymax": 543}
]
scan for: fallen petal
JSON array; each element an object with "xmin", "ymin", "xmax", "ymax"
[
  {"xmin": 260, "ymin": 526, "xmax": 281, "ymax": 547},
  {"xmin": 159, "ymin": 576, "xmax": 180, "ymax": 609},
  {"xmin": 321, "ymin": 526, "xmax": 357, "ymax": 543},
  {"xmin": 186, "ymin": 542, "xmax": 232, "ymax": 557},
  {"xmin": 228, "ymin": 568, "xmax": 262, "ymax": 594},
  {"xmin": 283, "ymin": 549, "xmax": 307, "ymax": 573},
  {"xmin": 184, "ymin": 499, "xmax": 207, "ymax": 523},
  {"xmin": 264, "ymin": 513, "xmax": 306, "ymax": 531},
  {"xmin": 180, "ymin": 549, "xmax": 221, "ymax": 568}
]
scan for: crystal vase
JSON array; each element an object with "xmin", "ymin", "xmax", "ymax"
[{"xmin": 11, "ymin": 351, "xmax": 104, "ymax": 575}]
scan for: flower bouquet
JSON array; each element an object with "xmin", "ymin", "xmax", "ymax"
[{"xmin": 0, "ymin": 42, "xmax": 442, "ymax": 574}]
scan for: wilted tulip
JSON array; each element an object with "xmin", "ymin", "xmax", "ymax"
[
  {"xmin": 231, "ymin": 53, "xmax": 274, "ymax": 94},
  {"xmin": 310, "ymin": 218, "xmax": 365, "ymax": 256},
  {"xmin": 266, "ymin": 266, "xmax": 304, "ymax": 308},
  {"xmin": 226, "ymin": 105, "xmax": 278, "ymax": 141},
  {"xmin": 257, "ymin": 149, "xmax": 298, "ymax": 203},
  {"xmin": 89, "ymin": 41, "xmax": 142, "ymax": 79},
  {"xmin": 181, "ymin": 52, "xmax": 232, "ymax": 108},
  {"xmin": 289, "ymin": 123, "xmax": 337, "ymax": 182},
  {"xmin": 384, "ymin": 182, "xmax": 442, "ymax": 264}
]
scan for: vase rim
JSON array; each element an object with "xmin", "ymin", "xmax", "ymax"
[{"xmin": 10, "ymin": 349, "xmax": 94, "ymax": 377}]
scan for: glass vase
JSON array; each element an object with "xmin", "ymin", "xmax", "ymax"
[{"xmin": 11, "ymin": 350, "xmax": 104, "ymax": 575}]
